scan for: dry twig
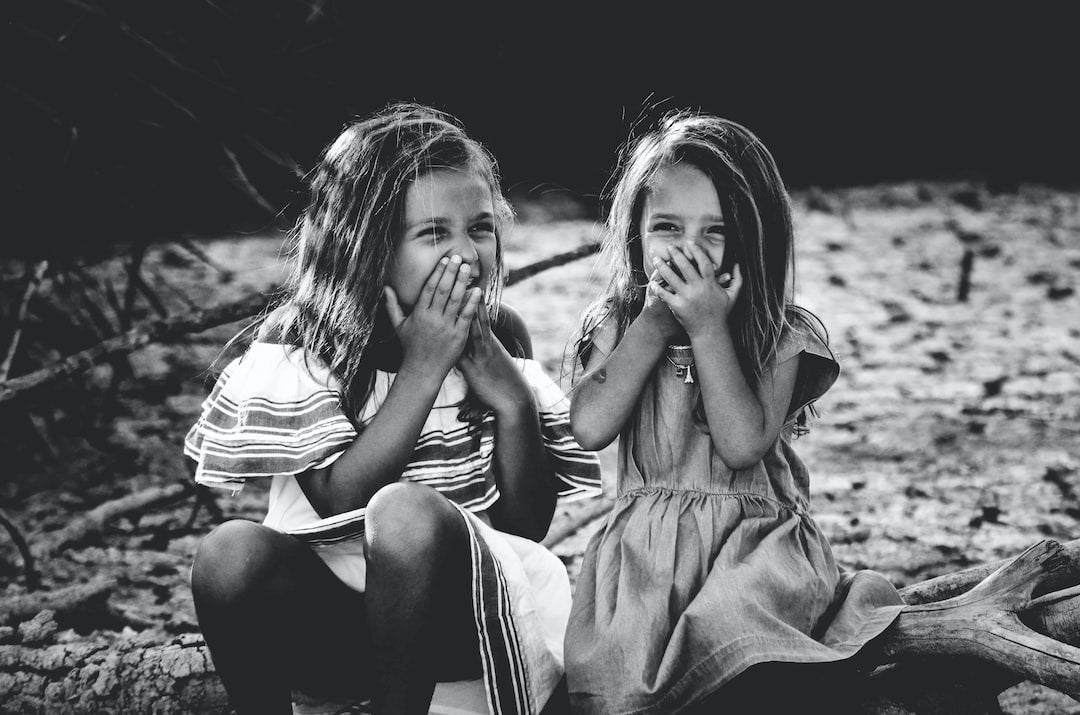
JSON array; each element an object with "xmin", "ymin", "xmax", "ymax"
[
  {"xmin": 0, "ymin": 260, "xmax": 49, "ymax": 382},
  {"xmin": 0, "ymin": 509, "xmax": 39, "ymax": 591}
]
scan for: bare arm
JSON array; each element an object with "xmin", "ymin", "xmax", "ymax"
[
  {"xmin": 656, "ymin": 244, "xmax": 799, "ymax": 470},
  {"xmin": 569, "ymin": 284, "xmax": 683, "ymax": 451},
  {"xmin": 690, "ymin": 326, "xmax": 800, "ymax": 469},
  {"xmin": 297, "ymin": 258, "xmax": 481, "ymax": 517},
  {"xmin": 461, "ymin": 304, "xmax": 556, "ymax": 541}
]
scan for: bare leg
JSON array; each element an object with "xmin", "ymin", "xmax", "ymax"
[
  {"xmin": 363, "ymin": 483, "xmax": 481, "ymax": 715},
  {"xmin": 191, "ymin": 519, "xmax": 373, "ymax": 714}
]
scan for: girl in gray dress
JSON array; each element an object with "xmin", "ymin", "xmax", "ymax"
[{"xmin": 564, "ymin": 111, "xmax": 905, "ymax": 714}]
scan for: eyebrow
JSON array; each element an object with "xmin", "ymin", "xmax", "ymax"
[
  {"xmin": 407, "ymin": 211, "xmax": 495, "ymax": 232},
  {"xmin": 406, "ymin": 217, "xmax": 447, "ymax": 232},
  {"xmin": 646, "ymin": 212, "xmax": 726, "ymax": 223}
]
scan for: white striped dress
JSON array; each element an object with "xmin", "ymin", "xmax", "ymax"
[{"xmin": 184, "ymin": 341, "xmax": 602, "ymax": 714}]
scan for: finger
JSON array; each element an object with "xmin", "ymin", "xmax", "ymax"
[
  {"xmin": 649, "ymin": 279, "xmax": 677, "ymax": 301},
  {"xmin": 683, "ymin": 243, "xmax": 713, "ymax": 279},
  {"xmin": 667, "ymin": 245, "xmax": 702, "ymax": 281},
  {"xmin": 446, "ymin": 260, "xmax": 471, "ymax": 312},
  {"xmin": 434, "ymin": 255, "xmax": 464, "ymax": 311},
  {"xmin": 457, "ymin": 287, "xmax": 482, "ymax": 327},
  {"xmin": 383, "ymin": 286, "xmax": 406, "ymax": 328},
  {"xmin": 477, "ymin": 299, "xmax": 493, "ymax": 340},
  {"xmin": 421, "ymin": 257, "xmax": 450, "ymax": 309},
  {"xmin": 726, "ymin": 263, "xmax": 744, "ymax": 298},
  {"xmin": 650, "ymin": 256, "xmax": 685, "ymax": 289}
]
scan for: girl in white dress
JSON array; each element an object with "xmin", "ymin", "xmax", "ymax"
[{"xmin": 185, "ymin": 103, "xmax": 601, "ymax": 714}]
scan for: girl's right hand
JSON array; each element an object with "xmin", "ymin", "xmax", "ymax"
[
  {"xmin": 384, "ymin": 256, "xmax": 482, "ymax": 375},
  {"xmin": 638, "ymin": 268, "xmax": 684, "ymax": 342}
]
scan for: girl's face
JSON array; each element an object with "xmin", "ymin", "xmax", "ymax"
[
  {"xmin": 639, "ymin": 162, "xmax": 727, "ymax": 274},
  {"xmin": 389, "ymin": 168, "xmax": 498, "ymax": 312}
]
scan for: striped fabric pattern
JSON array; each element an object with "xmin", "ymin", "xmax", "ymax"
[
  {"xmin": 184, "ymin": 343, "xmax": 602, "ymax": 546},
  {"xmin": 184, "ymin": 345, "xmax": 357, "ymax": 491},
  {"xmin": 453, "ymin": 502, "xmax": 533, "ymax": 715}
]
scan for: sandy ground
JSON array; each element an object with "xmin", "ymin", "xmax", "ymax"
[{"xmin": 2, "ymin": 181, "xmax": 1079, "ymax": 712}]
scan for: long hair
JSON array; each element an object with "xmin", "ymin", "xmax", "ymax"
[
  {"xmin": 574, "ymin": 109, "xmax": 827, "ymax": 429},
  {"xmin": 263, "ymin": 102, "xmax": 513, "ymax": 418}
]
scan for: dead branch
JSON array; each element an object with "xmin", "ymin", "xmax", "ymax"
[
  {"xmin": 0, "ymin": 509, "xmax": 39, "ymax": 591},
  {"xmin": 132, "ymin": 270, "xmax": 169, "ymax": 318},
  {"xmin": 64, "ymin": 261, "xmax": 122, "ymax": 336},
  {"xmin": 221, "ymin": 143, "xmax": 277, "ymax": 215},
  {"xmin": 541, "ymin": 496, "xmax": 613, "ymax": 548},
  {"xmin": 505, "ymin": 242, "xmax": 601, "ymax": 286},
  {"xmin": 148, "ymin": 267, "xmax": 199, "ymax": 312},
  {"xmin": 0, "ymin": 240, "xmax": 604, "ymax": 406},
  {"xmin": 183, "ymin": 486, "xmax": 220, "ymax": 530},
  {"xmin": 35, "ymin": 483, "xmax": 193, "ymax": 558},
  {"xmin": 0, "ymin": 259, "xmax": 49, "ymax": 381},
  {"xmin": 120, "ymin": 245, "xmax": 146, "ymax": 331},
  {"xmin": 0, "ymin": 578, "xmax": 113, "ymax": 627},
  {"xmin": 176, "ymin": 239, "xmax": 234, "ymax": 278},
  {"xmin": 957, "ymin": 248, "xmax": 975, "ymax": 302},
  {"xmin": 0, "ymin": 290, "xmax": 269, "ymax": 405}
]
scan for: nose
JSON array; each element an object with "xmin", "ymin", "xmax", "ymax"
[
  {"xmin": 448, "ymin": 230, "xmax": 480, "ymax": 264},
  {"xmin": 675, "ymin": 236, "xmax": 700, "ymax": 254}
]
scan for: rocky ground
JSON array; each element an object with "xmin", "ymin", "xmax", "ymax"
[{"xmin": 1, "ymin": 180, "xmax": 1078, "ymax": 712}]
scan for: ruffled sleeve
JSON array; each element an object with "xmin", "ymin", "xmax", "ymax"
[
  {"xmin": 517, "ymin": 358, "xmax": 603, "ymax": 501},
  {"xmin": 776, "ymin": 317, "xmax": 840, "ymax": 423},
  {"xmin": 183, "ymin": 343, "xmax": 358, "ymax": 493}
]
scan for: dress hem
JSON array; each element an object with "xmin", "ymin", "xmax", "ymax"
[{"xmin": 598, "ymin": 604, "xmax": 905, "ymax": 715}]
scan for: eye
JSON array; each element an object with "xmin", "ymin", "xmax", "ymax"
[
  {"xmin": 470, "ymin": 221, "xmax": 496, "ymax": 236},
  {"xmin": 417, "ymin": 225, "xmax": 447, "ymax": 241},
  {"xmin": 651, "ymin": 222, "xmax": 679, "ymax": 233},
  {"xmin": 705, "ymin": 225, "xmax": 726, "ymax": 240}
]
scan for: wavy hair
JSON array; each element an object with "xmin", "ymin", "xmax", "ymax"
[
  {"xmin": 574, "ymin": 110, "xmax": 828, "ymax": 429},
  {"xmin": 261, "ymin": 103, "xmax": 513, "ymax": 418}
]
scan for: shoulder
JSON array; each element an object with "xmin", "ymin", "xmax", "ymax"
[
  {"xmin": 776, "ymin": 308, "xmax": 839, "ymax": 419},
  {"xmin": 494, "ymin": 302, "xmax": 533, "ymax": 359},
  {"xmin": 213, "ymin": 341, "xmax": 342, "ymax": 402},
  {"xmin": 777, "ymin": 308, "xmax": 835, "ymax": 366}
]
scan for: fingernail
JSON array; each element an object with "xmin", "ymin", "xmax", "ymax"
[
  {"xmin": 652, "ymin": 257, "xmax": 660, "ymax": 264},
  {"xmin": 450, "ymin": 255, "xmax": 462, "ymax": 265},
  {"xmin": 440, "ymin": 257, "xmax": 449, "ymax": 265},
  {"xmin": 459, "ymin": 263, "xmax": 471, "ymax": 273}
]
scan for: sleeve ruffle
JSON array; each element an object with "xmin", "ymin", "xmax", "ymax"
[
  {"xmin": 516, "ymin": 358, "xmax": 603, "ymax": 501},
  {"xmin": 183, "ymin": 343, "xmax": 357, "ymax": 492},
  {"xmin": 776, "ymin": 319, "xmax": 840, "ymax": 422}
]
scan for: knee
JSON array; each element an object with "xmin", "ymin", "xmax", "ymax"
[
  {"xmin": 191, "ymin": 519, "xmax": 280, "ymax": 611},
  {"xmin": 364, "ymin": 483, "xmax": 459, "ymax": 567}
]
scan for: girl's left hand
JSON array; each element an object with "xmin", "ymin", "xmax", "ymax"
[
  {"xmin": 652, "ymin": 243, "xmax": 743, "ymax": 338},
  {"xmin": 457, "ymin": 305, "xmax": 534, "ymax": 415}
]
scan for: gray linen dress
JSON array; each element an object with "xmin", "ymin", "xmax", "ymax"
[{"xmin": 565, "ymin": 321, "xmax": 905, "ymax": 714}]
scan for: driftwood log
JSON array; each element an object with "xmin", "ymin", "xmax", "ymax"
[
  {"xmin": 857, "ymin": 539, "xmax": 1080, "ymax": 713},
  {"xmin": 2, "ymin": 538, "xmax": 1080, "ymax": 714},
  {"xmin": 0, "ymin": 579, "xmax": 114, "ymax": 628}
]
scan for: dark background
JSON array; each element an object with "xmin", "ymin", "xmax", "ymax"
[{"xmin": 5, "ymin": 2, "xmax": 1078, "ymax": 256}]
